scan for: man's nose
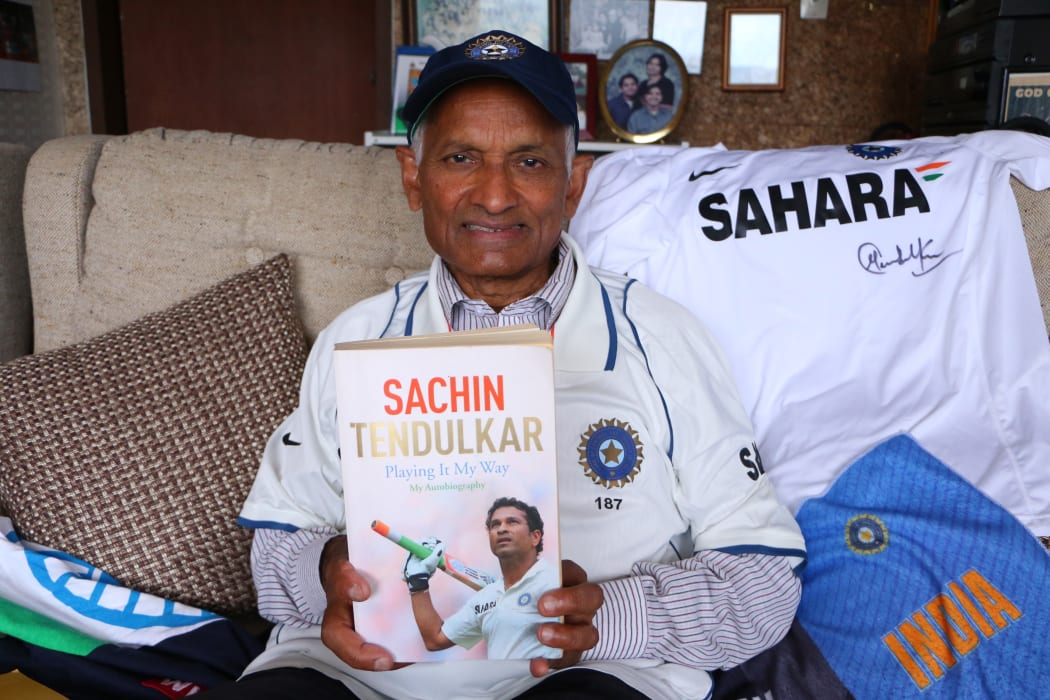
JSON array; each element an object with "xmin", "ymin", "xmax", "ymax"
[{"xmin": 472, "ymin": 162, "xmax": 517, "ymax": 214}]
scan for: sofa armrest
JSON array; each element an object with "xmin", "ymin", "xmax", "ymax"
[
  {"xmin": 22, "ymin": 129, "xmax": 430, "ymax": 352},
  {"xmin": 22, "ymin": 135, "xmax": 112, "ymax": 352},
  {"xmin": 1012, "ymin": 177, "xmax": 1050, "ymax": 335}
]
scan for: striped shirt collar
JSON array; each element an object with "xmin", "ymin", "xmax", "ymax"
[{"xmin": 435, "ymin": 238, "xmax": 576, "ymax": 332}]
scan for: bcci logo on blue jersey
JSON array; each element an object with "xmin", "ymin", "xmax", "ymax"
[{"xmin": 845, "ymin": 513, "xmax": 889, "ymax": 555}]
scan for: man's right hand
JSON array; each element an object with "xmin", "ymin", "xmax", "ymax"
[{"xmin": 319, "ymin": 534, "xmax": 398, "ymax": 671}]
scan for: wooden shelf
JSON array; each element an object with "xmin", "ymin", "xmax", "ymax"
[{"xmin": 364, "ymin": 131, "xmax": 688, "ymax": 154}]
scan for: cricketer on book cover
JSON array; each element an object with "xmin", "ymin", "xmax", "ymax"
[{"xmin": 333, "ymin": 326, "xmax": 562, "ymax": 662}]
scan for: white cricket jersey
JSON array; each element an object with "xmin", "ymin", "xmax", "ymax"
[
  {"xmin": 442, "ymin": 557, "xmax": 561, "ymax": 660},
  {"xmin": 238, "ymin": 236, "xmax": 805, "ymax": 699},
  {"xmin": 569, "ymin": 132, "xmax": 1050, "ymax": 534}
]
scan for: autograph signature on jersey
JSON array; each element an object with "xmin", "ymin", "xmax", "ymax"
[{"xmin": 857, "ymin": 237, "xmax": 961, "ymax": 277}]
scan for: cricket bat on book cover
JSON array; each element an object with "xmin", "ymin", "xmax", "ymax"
[{"xmin": 332, "ymin": 325, "xmax": 562, "ymax": 662}]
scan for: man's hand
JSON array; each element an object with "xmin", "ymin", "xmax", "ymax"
[
  {"xmin": 402, "ymin": 537, "xmax": 444, "ymax": 593},
  {"xmin": 530, "ymin": 560, "xmax": 604, "ymax": 678},
  {"xmin": 318, "ymin": 535, "xmax": 399, "ymax": 671}
]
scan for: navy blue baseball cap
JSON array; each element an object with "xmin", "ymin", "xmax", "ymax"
[{"xmin": 401, "ymin": 30, "xmax": 579, "ymax": 146}]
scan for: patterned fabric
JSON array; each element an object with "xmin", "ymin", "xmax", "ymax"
[
  {"xmin": 795, "ymin": 434, "xmax": 1050, "ymax": 699},
  {"xmin": 0, "ymin": 516, "xmax": 265, "ymax": 698},
  {"xmin": 714, "ymin": 436, "xmax": 1050, "ymax": 700},
  {"xmin": 0, "ymin": 626, "xmax": 263, "ymax": 699},
  {"xmin": 0, "ymin": 255, "xmax": 307, "ymax": 615}
]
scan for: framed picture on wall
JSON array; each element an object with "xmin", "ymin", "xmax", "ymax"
[
  {"xmin": 652, "ymin": 0, "xmax": 708, "ymax": 74},
  {"xmin": 405, "ymin": 0, "xmax": 556, "ymax": 50},
  {"xmin": 557, "ymin": 53, "xmax": 598, "ymax": 140},
  {"xmin": 390, "ymin": 46, "xmax": 435, "ymax": 134},
  {"xmin": 564, "ymin": 0, "xmax": 650, "ymax": 60},
  {"xmin": 0, "ymin": 0, "xmax": 40, "ymax": 91},
  {"xmin": 1000, "ymin": 70, "xmax": 1050, "ymax": 129},
  {"xmin": 722, "ymin": 7, "xmax": 786, "ymax": 91},
  {"xmin": 599, "ymin": 39, "xmax": 688, "ymax": 144}
]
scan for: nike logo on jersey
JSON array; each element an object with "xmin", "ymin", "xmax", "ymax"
[
  {"xmin": 688, "ymin": 164, "xmax": 738, "ymax": 181},
  {"xmin": 282, "ymin": 432, "xmax": 301, "ymax": 446}
]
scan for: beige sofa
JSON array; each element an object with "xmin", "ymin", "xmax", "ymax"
[
  {"xmin": 0, "ymin": 129, "xmax": 437, "ymax": 697},
  {"xmin": 22, "ymin": 129, "xmax": 433, "ymax": 352},
  {"xmin": 14, "ymin": 126, "xmax": 1050, "ymax": 373},
  {"xmin": 2, "ymin": 127, "xmax": 1049, "ymax": 697}
]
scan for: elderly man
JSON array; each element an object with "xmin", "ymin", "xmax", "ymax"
[{"xmin": 206, "ymin": 29, "xmax": 805, "ymax": 700}]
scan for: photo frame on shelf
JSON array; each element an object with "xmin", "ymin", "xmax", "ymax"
[
  {"xmin": 404, "ymin": 0, "xmax": 556, "ymax": 51},
  {"xmin": 999, "ymin": 70, "xmax": 1050, "ymax": 127},
  {"xmin": 390, "ymin": 45, "xmax": 436, "ymax": 134},
  {"xmin": 557, "ymin": 53, "xmax": 598, "ymax": 140},
  {"xmin": 599, "ymin": 39, "xmax": 688, "ymax": 144},
  {"xmin": 0, "ymin": 0, "xmax": 40, "ymax": 91},
  {"xmin": 722, "ymin": 7, "xmax": 786, "ymax": 91},
  {"xmin": 564, "ymin": 0, "xmax": 650, "ymax": 60}
]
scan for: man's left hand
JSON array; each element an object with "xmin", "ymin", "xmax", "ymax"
[{"xmin": 530, "ymin": 560, "xmax": 603, "ymax": 678}]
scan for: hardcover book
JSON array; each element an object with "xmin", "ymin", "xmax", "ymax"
[{"xmin": 333, "ymin": 325, "xmax": 562, "ymax": 662}]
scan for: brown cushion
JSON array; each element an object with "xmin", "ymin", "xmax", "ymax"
[{"xmin": 0, "ymin": 255, "xmax": 307, "ymax": 615}]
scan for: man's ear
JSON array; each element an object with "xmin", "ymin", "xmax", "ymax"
[
  {"xmin": 562, "ymin": 153, "xmax": 594, "ymax": 221},
  {"xmin": 395, "ymin": 145, "xmax": 423, "ymax": 212}
]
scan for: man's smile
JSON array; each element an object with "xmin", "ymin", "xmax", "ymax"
[{"xmin": 465, "ymin": 223, "xmax": 525, "ymax": 233}]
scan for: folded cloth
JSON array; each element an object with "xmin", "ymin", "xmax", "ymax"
[
  {"xmin": 0, "ymin": 517, "xmax": 263, "ymax": 698},
  {"xmin": 795, "ymin": 434, "xmax": 1050, "ymax": 699},
  {"xmin": 710, "ymin": 618, "xmax": 855, "ymax": 700}
]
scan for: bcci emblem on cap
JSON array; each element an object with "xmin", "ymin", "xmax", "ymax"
[{"xmin": 466, "ymin": 34, "xmax": 525, "ymax": 61}]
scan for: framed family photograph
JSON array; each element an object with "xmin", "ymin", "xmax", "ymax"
[
  {"xmin": 390, "ymin": 46, "xmax": 435, "ymax": 134},
  {"xmin": 722, "ymin": 7, "xmax": 786, "ymax": 91},
  {"xmin": 0, "ymin": 0, "xmax": 40, "ymax": 91},
  {"xmin": 405, "ymin": 0, "xmax": 556, "ymax": 50},
  {"xmin": 557, "ymin": 53, "xmax": 598, "ymax": 140},
  {"xmin": 565, "ymin": 0, "xmax": 650, "ymax": 60},
  {"xmin": 599, "ymin": 39, "xmax": 688, "ymax": 144}
]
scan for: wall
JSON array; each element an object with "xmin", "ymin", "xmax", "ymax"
[
  {"xmin": 589, "ymin": 0, "xmax": 934, "ymax": 149},
  {"xmin": 0, "ymin": 0, "xmax": 87, "ymax": 150},
  {"xmin": 4, "ymin": 0, "xmax": 932, "ymax": 151}
]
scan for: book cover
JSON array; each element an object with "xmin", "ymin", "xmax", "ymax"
[{"xmin": 333, "ymin": 325, "xmax": 562, "ymax": 662}]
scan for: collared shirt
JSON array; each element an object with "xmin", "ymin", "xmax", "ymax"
[
  {"xmin": 434, "ymin": 239, "xmax": 575, "ymax": 332},
  {"xmin": 243, "ymin": 236, "xmax": 804, "ymax": 700}
]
